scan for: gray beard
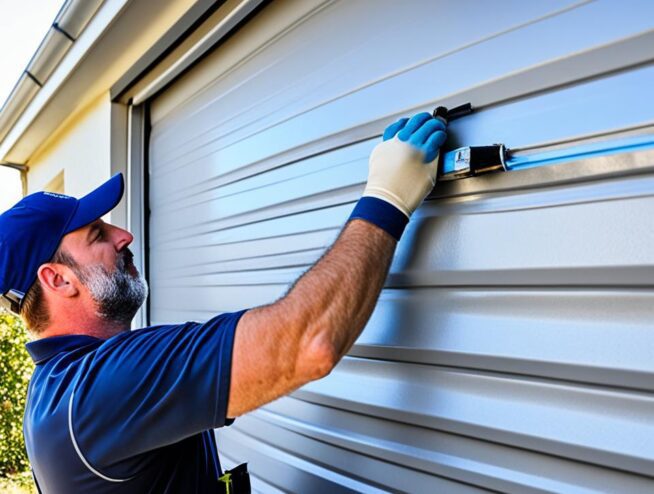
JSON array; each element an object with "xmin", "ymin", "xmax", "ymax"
[{"xmin": 74, "ymin": 251, "xmax": 148, "ymax": 327}]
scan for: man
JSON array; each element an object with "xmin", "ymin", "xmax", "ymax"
[{"xmin": 0, "ymin": 112, "xmax": 446, "ymax": 493}]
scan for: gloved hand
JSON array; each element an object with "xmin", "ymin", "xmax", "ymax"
[
  {"xmin": 348, "ymin": 112, "xmax": 447, "ymax": 241},
  {"xmin": 364, "ymin": 112, "xmax": 447, "ymax": 218}
]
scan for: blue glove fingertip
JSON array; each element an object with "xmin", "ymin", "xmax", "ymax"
[
  {"xmin": 409, "ymin": 119, "xmax": 442, "ymax": 147},
  {"xmin": 383, "ymin": 118, "xmax": 409, "ymax": 141},
  {"xmin": 398, "ymin": 112, "xmax": 432, "ymax": 141}
]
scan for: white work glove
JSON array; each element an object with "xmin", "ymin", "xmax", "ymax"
[
  {"xmin": 348, "ymin": 112, "xmax": 447, "ymax": 240},
  {"xmin": 365, "ymin": 112, "xmax": 447, "ymax": 217}
]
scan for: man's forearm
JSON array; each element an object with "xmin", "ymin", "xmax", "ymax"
[{"xmin": 280, "ymin": 218, "xmax": 397, "ymax": 362}]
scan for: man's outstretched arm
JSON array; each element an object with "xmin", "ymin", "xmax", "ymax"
[{"xmin": 227, "ymin": 112, "xmax": 447, "ymax": 417}]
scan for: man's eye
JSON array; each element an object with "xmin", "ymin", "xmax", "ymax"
[{"xmin": 94, "ymin": 230, "xmax": 104, "ymax": 241}]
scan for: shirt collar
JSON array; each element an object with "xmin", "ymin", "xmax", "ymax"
[{"xmin": 25, "ymin": 335, "xmax": 101, "ymax": 364}]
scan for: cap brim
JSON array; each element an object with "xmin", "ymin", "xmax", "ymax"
[{"xmin": 65, "ymin": 173, "xmax": 125, "ymax": 233}]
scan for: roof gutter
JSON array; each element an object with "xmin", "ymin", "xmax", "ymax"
[{"xmin": 0, "ymin": 0, "xmax": 103, "ymax": 147}]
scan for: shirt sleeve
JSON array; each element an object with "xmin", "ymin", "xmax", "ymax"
[{"xmin": 69, "ymin": 309, "xmax": 247, "ymax": 470}]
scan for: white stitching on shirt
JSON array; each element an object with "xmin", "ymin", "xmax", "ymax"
[{"xmin": 68, "ymin": 390, "xmax": 135, "ymax": 482}]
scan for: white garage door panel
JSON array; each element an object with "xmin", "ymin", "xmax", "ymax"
[
  {"xmin": 296, "ymin": 358, "xmax": 654, "ymax": 476},
  {"xmin": 356, "ymin": 289, "xmax": 654, "ymax": 391},
  {"xmin": 148, "ymin": 0, "xmax": 654, "ymax": 490},
  {"xmin": 150, "ymin": 140, "xmax": 371, "ymax": 244},
  {"xmin": 151, "ymin": 230, "xmax": 338, "ymax": 278},
  {"xmin": 449, "ymin": 64, "xmax": 654, "ymax": 149},
  {"xmin": 152, "ymin": 171, "xmax": 654, "ymax": 289}
]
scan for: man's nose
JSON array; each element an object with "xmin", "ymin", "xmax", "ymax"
[{"xmin": 112, "ymin": 226, "xmax": 134, "ymax": 252}]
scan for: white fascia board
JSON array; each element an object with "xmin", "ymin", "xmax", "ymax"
[{"xmin": 0, "ymin": 0, "xmax": 132, "ymax": 163}]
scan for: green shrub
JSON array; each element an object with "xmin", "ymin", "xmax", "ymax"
[
  {"xmin": 0, "ymin": 310, "xmax": 33, "ymax": 476},
  {"xmin": 0, "ymin": 471, "xmax": 37, "ymax": 493}
]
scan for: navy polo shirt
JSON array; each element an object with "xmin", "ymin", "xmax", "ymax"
[{"xmin": 23, "ymin": 309, "xmax": 247, "ymax": 494}]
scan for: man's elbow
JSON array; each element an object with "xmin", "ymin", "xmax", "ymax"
[{"xmin": 297, "ymin": 338, "xmax": 339, "ymax": 383}]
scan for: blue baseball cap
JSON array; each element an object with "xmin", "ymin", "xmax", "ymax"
[{"xmin": 0, "ymin": 173, "xmax": 124, "ymax": 314}]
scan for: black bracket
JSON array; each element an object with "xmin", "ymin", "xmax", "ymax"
[{"xmin": 433, "ymin": 103, "xmax": 474, "ymax": 123}]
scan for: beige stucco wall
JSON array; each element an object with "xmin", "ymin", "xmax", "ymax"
[{"xmin": 27, "ymin": 92, "xmax": 112, "ymax": 197}]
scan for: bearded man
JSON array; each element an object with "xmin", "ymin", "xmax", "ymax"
[{"xmin": 0, "ymin": 112, "xmax": 446, "ymax": 493}]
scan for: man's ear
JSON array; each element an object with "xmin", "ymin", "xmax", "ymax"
[{"xmin": 37, "ymin": 263, "xmax": 79, "ymax": 299}]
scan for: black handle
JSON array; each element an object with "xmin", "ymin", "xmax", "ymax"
[{"xmin": 432, "ymin": 103, "xmax": 473, "ymax": 124}]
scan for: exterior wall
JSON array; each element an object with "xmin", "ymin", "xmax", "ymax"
[
  {"xmin": 27, "ymin": 92, "xmax": 111, "ymax": 197},
  {"xmin": 26, "ymin": 93, "xmax": 132, "ymax": 228},
  {"xmin": 0, "ymin": 167, "xmax": 23, "ymax": 211}
]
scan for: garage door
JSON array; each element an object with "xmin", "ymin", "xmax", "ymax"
[{"xmin": 148, "ymin": 1, "xmax": 654, "ymax": 492}]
